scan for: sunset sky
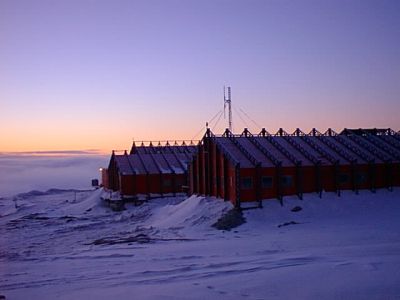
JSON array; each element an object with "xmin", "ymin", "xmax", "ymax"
[{"xmin": 1, "ymin": 0, "xmax": 399, "ymax": 152}]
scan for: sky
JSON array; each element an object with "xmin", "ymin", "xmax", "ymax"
[{"xmin": 1, "ymin": 0, "xmax": 400, "ymax": 152}]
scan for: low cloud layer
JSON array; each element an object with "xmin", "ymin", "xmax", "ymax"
[{"xmin": 0, "ymin": 153, "xmax": 109, "ymax": 197}]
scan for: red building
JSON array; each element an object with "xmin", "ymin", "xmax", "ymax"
[
  {"xmin": 103, "ymin": 142, "xmax": 197, "ymax": 199},
  {"xmin": 102, "ymin": 128, "xmax": 400, "ymax": 208},
  {"xmin": 190, "ymin": 128, "xmax": 400, "ymax": 208}
]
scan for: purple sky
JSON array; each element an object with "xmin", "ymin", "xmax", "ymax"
[{"xmin": 1, "ymin": 0, "xmax": 399, "ymax": 152}]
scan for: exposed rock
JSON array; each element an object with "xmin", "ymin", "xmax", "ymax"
[
  {"xmin": 212, "ymin": 209, "xmax": 246, "ymax": 231},
  {"xmin": 278, "ymin": 221, "xmax": 300, "ymax": 228},
  {"xmin": 291, "ymin": 206, "xmax": 302, "ymax": 212}
]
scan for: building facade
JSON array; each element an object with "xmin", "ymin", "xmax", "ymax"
[
  {"xmin": 190, "ymin": 128, "xmax": 400, "ymax": 208},
  {"xmin": 102, "ymin": 128, "xmax": 400, "ymax": 207},
  {"xmin": 103, "ymin": 142, "xmax": 197, "ymax": 199}
]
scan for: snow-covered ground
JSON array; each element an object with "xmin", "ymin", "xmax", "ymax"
[{"xmin": 1, "ymin": 187, "xmax": 400, "ymax": 299}]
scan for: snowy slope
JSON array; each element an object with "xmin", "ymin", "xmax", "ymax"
[{"xmin": 1, "ymin": 189, "xmax": 400, "ymax": 299}]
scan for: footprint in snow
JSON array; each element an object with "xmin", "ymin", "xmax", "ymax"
[
  {"xmin": 362, "ymin": 262, "xmax": 380, "ymax": 271},
  {"xmin": 218, "ymin": 290, "xmax": 227, "ymax": 295}
]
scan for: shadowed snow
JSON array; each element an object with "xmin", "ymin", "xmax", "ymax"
[{"xmin": 1, "ymin": 188, "xmax": 400, "ymax": 300}]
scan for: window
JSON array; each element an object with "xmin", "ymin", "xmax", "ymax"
[
  {"xmin": 261, "ymin": 176, "xmax": 273, "ymax": 188},
  {"xmin": 163, "ymin": 179, "xmax": 172, "ymax": 187},
  {"xmin": 281, "ymin": 176, "xmax": 293, "ymax": 188},
  {"xmin": 356, "ymin": 173, "xmax": 366, "ymax": 184},
  {"xmin": 339, "ymin": 173, "xmax": 349, "ymax": 184},
  {"xmin": 175, "ymin": 178, "xmax": 184, "ymax": 187},
  {"xmin": 241, "ymin": 177, "xmax": 253, "ymax": 189}
]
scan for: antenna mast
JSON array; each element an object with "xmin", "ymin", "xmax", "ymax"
[{"xmin": 224, "ymin": 86, "xmax": 232, "ymax": 132}]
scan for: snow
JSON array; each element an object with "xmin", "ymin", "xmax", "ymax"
[
  {"xmin": 1, "ymin": 188, "xmax": 400, "ymax": 299},
  {"xmin": 147, "ymin": 195, "xmax": 231, "ymax": 229}
]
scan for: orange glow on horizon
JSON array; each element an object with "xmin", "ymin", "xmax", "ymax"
[{"xmin": 2, "ymin": 102, "xmax": 399, "ymax": 153}]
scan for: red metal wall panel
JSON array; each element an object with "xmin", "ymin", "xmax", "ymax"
[
  {"xmin": 160, "ymin": 174, "xmax": 174, "ymax": 194},
  {"xmin": 338, "ymin": 165, "xmax": 352, "ymax": 191},
  {"xmin": 101, "ymin": 168, "xmax": 109, "ymax": 189},
  {"xmin": 120, "ymin": 175, "xmax": 135, "ymax": 195},
  {"xmin": 393, "ymin": 163, "xmax": 400, "ymax": 186},
  {"xmin": 260, "ymin": 168, "xmax": 278, "ymax": 200},
  {"xmin": 321, "ymin": 165, "xmax": 336, "ymax": 192},
  {"xmin": 199, "ymin": 148, "xmax": 205, "ymax": 195},
  {"xmin": 107, "ymin": 158, "xmax": 120, "ymax": 191},
  {"xmin": 226, "ymin": 163, "xmax": 236, "ymax": 204},
  {"xmin": 211, "ymin": 141, "xmax": 218, "ymax": 196},
  {"xmin": 148, "ymin": 174, "xmax": 161, "ymax": 194},
  {"xmin": 195, "ymin": 154, "xmax": 200, "ymax": 194},
  {"xmin": 375, "ymin": 163, "xmax": 390, "ymax": 189},
  {"xmin": 280, "ymin": 166, "xmax": 297, "ymax": 196},
  {"xmin": 355, "ymin": 164, "xmax": 370, "ymax": 190},
  {"xmin": 219, "ymin": 151, "xmax": 225, "ymax": 199},
  {"xmin": 302, "ymin": 166, "xmax": 317, "ymax": 193},
  {"xmin": 135, "ymin": 175, "xmax": 148, "ymax": 194},
  {"xmin": 189, "ymin": 164, "xmax": 194, "ymax": 194},
  {"xmin": 239, "ymin": 168, "xmax": 256, "ymax": 202}
]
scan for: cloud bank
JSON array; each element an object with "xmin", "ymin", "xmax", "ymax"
[{"xmin": 0, "ymin": 153, "xmax": 109, "ymax": 197}]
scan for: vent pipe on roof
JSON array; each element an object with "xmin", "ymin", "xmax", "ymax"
[
  {"xmin": 278, "ymin": 128, "xmax": 284, "ymax": 136},
  {"xmin": 260, "ymin": 128, "xmax": 267, "ymax": 137},
  {"xmin": 131, "ymin": 141, "xmax": 137, "ymax": 154},
  {"xmin": 206, "ymin": 127, "xmax": 211, "ymax": 138},
  {"xmin": 243, "ymin": 128, "xmax": 249, "ymax": 137}
]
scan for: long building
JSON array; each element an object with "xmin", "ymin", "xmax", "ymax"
[
  {"xmin": 102, "ymin": 128, "xmax": 400, "ymax": 207},
  {"xmin": 103, "ymin": 142, "xmax": 197, "ymax": 198},
  {"xmin": 190, "ymin": 128, "xmax": 400, "ymax": 208}
]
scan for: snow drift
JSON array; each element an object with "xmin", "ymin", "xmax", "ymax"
[
  {"xmin": 147, "ymin": 195, "xmax": 232, "ymax": 229},
  {"xmin": 1, "ymin": 188, "xmax": 400, "ymax": 300}
]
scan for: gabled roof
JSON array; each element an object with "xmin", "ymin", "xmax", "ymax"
[
  {"xmin": 204, "ymin": 128, "xmax": 400, "ymax": 169},
  {"xmin": 113, "ymin": 143, "xmax": 197, "ymax": 176}
]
